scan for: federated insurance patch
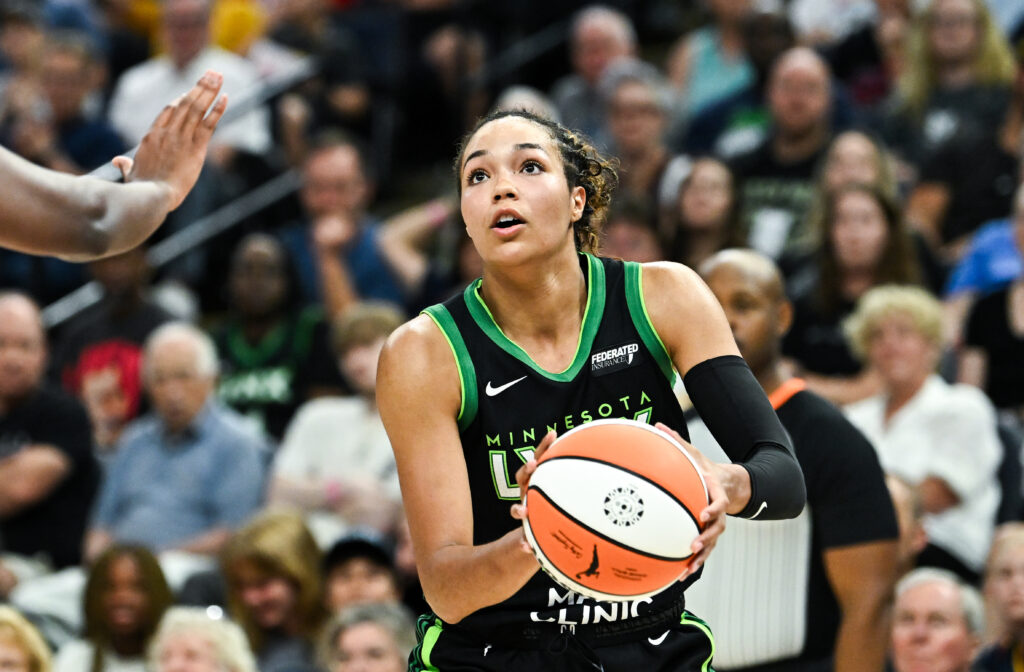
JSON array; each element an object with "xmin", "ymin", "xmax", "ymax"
[{"xmin": 590, "ymin": 342, "xmax": 642, "ymax": 376}]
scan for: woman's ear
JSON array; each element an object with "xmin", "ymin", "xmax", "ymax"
[{"xmin": 570, "ymin": 185, "xmax": 586, "ymax": 223}]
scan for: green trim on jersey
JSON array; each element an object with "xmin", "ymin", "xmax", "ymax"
[
  {"xmin": 463, "ymin": 253, "xmax": 606, "ymax": 381},
  {"xmin": 624, "ymin": 262, "xmax": 677, "ymax": 385},
  {"xmin": 423, "ymin": 305, "xmax": 479, "ymax": 432},
  {"xmin": 409, "ymin": 614, "xmax": 443, "ymax": 671},
  {"xmin": 680, "ymin": 611, "xmax": 716, "ymax": 672}
]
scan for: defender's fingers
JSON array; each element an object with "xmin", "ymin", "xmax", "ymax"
[{"xmin": 182, "ymin": 71, "xmax": 223, "ymax": 132}]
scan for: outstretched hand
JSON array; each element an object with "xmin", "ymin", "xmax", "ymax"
[
  {"xmin": 654, "ymin": 422, "xmax": 729, "ymax": 580},
  {"xmin": 113, "ymin": 70, "xmax": 227, "ymax": 210}
]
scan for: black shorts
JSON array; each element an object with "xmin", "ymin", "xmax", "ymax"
[{"xmin": 408, "ymin": 611, "xmax": 716, "ymax": 672}]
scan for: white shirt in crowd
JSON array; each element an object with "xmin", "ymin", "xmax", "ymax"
[
  {"xmin": 273, "ymin": 396, "xmax": 400, "ymax": 546},
  {"xmin": 54, "ymin": 640, "xmax": 146, "ymax": 672},
  {"xmin": 844, "ymin": 374, "xmax": 1001, "ymax": 572},
  {"xmin": 108, "ymin": 46, "xmax": 271, "ymax": 155}
]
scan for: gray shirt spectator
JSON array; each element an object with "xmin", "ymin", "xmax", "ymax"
[{"xmin": 91, "ymin": 400, "xmax": 265, "ymax": 549}]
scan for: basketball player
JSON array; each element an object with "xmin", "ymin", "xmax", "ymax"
[
  {"xmin": 377, "ymin": 110, "xmax": 807, "ymax": 671},
  {"xmin": 0, "ymin": 71, "xmax": 226, "ymax": 261},
  {"xmin": 683, "ymin": 249, "xmax": 899, "ymax": 672}
]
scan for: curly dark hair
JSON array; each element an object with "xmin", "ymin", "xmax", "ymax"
[{"xmin": 453, "ymin": 109, "xmax": 619, "ymax": 254}]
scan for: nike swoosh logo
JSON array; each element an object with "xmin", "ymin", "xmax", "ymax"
[
  {"xmin": 485, "ymin": 376, "xmax": 528, "ymax": 397},
  {"xmin": 748, "ymin": 501, "xmax": 768, "ymax": 520},
  {"xmin": 648, "ymin": 631, "xmax": 669, "ymax": 646}
]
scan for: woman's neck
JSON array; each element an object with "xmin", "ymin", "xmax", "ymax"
[
  {"xmin": 684, "ymin": 226, "xmax": 727, "ymax": 268},
  {"xmin": 479, "ymin": 248, "xmax": 588, "ymax": 370},
  {"xmin": 839, "ymin": 269, "xmax": 875, "ymax": 301},
  {"xmin": 109, "ymin": 633, "xmax": 145, "ymax": 657},
  {"xmin": 935, "ymin": 62, "xmax": 976, "ymax": 89},
  {"xmin": 619, "ymin": 146, "xmax": 666, "ymax": 194},
  {"xmin": 241, "ymin": 314, "xmax": 282, "ymax": 344}
]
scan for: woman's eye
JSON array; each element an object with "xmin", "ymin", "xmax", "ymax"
[
  {"xmin": 467, "ymin": 170, "xmax": 487, "ymax": 185},
  {"xmin": 522, "ymin": 161, "xmax": 543, "ymax": 174}
]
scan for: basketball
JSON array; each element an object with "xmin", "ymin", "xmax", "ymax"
[{"xmin": 522, "ymin": 418, "xmax": 709, "ymax": 602}]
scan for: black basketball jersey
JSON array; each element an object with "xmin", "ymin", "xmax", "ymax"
[{"xmin": 423, "ymin": 253, "xmax": 693, "ymax": 639}]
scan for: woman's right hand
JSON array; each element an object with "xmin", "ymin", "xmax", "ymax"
[{"xmin": 510, "ymin": 430, "xmax": 557, "ymax": 552}]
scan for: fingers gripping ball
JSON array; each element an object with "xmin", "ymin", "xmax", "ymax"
[{"xmin": 522, "ymin": 419, "xmax": 708, "ymax": 602}]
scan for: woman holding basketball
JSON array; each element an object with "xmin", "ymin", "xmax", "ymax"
[{"xmin": 377, "ymin": 110, "xmax": 806, "ymax": 671}]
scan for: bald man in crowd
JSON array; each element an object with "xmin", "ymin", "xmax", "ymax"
[
  {"xmin": 684, "ymin": 249, "xmax": 899, "ymax": 671},
  {"xmin": 0, "ymin": 293, "xmax": 98, "ymax": 595},
  {"xmin": 729, "ymin": 47, "xmax": 836, "ymax": 260}
]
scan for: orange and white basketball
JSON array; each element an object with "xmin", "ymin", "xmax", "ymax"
[{"xmin": 523, "ymin": 418, "xmax": 708, "ymax": 602}]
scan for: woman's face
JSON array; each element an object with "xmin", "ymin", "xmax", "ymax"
[
  {"xmin": 602, "ymin": 219, "xmax": 663, "ymax": 263},
  {"xmin": 867, "ymin": 312, "xmax": 938, "ymax": 390},
  {"xmin": 831, "ymin": 190, "xmax": 890, "ymax": 274},
  {"xmin": 231, "ymin": 562, "xmax": 299, "ymax": 631},
  {"xmin": 0, "ymin": 638, "xmax": 30, "ymax": 672},
  {"xmin": 228, "ymin": 238, "xmax": 288, "ymax": 319},
  {"xmin": 103, "ymin": 554, "xmax": 150, "ymax": 638},
  {"xmin": 927, "ymin": 0, "xmax": 980, "ymax": 67},
  {"xmin": 340, "ymin": 337, "xmax": 387, "ymax": 397},
  {"xmin": 460, "ymin": 116, "xmax": 585, "ymax": 266},
  {"xmin": 325, "ymin": 559, "xmax": 400, "ymax": 613},
  {"xmin": 156, "ymin": 632, "xmax": 221, "ymax": 672},
  {"xmin": 679, "ymin": 160, "xmax": 733, "ymax": 231},
  {"xmin": 332, "ymin": 623, "xmax": 405, "ymax": 672},
  {"xmin": 824, "ymin": 133, "xmax": 880, "ymax": 192},
  {"xmin": 987, "ymin": 541, "xmax": 1024, "ymax": 628}
]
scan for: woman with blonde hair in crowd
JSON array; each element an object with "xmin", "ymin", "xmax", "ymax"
[
  {"xmin": 54, "ymin": 545, "xmax": 173, "ymax": 672},
  {"xmin": 221, "ymin": 510, "xmax": 327, "ymax": 672},
  {"xmin": 844, "ymin": 285, "xmax": 1001, "ymax": 585},
  {"xmin": 880, "ymin": 0, "xmax": 1016, "ymax": 183},
  {"xmin": 0, "ymin": 606, "xmax": 51, "ymax": 672},
  {"xmin": 976, "ymin": 524, "xmax": 1024, "ymax": 670},
  {"xmin": 149, "ymin": 607, "xmax": 256, "ymax": 672}
]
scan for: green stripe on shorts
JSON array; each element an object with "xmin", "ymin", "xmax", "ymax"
[
  {"xmin": 680, "ymin": 610, "xmax": 716, "ymax": 672},
  {"xmin": 409, "ymin": 615, "xmax": 443, "ymax": 671}
]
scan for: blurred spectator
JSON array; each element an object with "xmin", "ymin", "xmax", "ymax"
[
  {"xmin": 976, "ymin": 524, "xmax": 1024, "ymax": 669},
  {"xmin": 0, "ymin": 2, "xmax": 45, "ymax": 132},
  {"xmin": 878, "ymin": 0, "xmax": 1016, "ymax": 176},
  {"xmin": 660, "ymin": 156, "xmax": 742, "ymax": 270},
  {"xmin": 271, "ymin": 0, "xmax": 370, "ymax": 166},
  {"xmin": 679, "ymin": 2, "xmax": 796, "ymax": 157},
  {"xmin": 107, "ymin": 0, "xmax": 270, "ymax": 162},
  {"xmin": 0, "ymin": 293, "xmax": 98, "ymax": 584},
  {"xmin": 665, "ymin": 0, "xmax": 753, "ymax": 129},
  {"xmin": 54, "ymin": 545, "xmax": 173, "ymax": 672},
  {"xmin": 321, "ymin": 531, "xmax": 401, "ymax": 614},
  {"xmin": 904, "ymin": 48, "xmax": 1024, "ymax": 262},
  {"xmin": 319, "ymin": 603, "xmax": 415, "ymax": 672},
  {"xmin": 549, "ymin": 5, "xmax": 636, "ymax": 149},
  {"xmin": 823, "ymin": 0, "xmax": 913, "ymax": 107},
  {"xmin": 51, "ymin": 246, "xmax": 173, "ymax": 459},
  {"xmin": 958, "ymin": 209, "xmax": 1024, "ymax": 417},
  {"xmin": 890, "ymin": 568, "xmax": 983, "ymax": 672},
  {"xmin": 21, "ymin": 31, "xmax": 126, "ymax": 173},
  {"xmin": 687, "ymin": 249, "xmax": 899, "ymax": 671},
  {"xmin": 845, "ymin": 286, "xmax": 1001, "ymax": 583},
  {"xmin": 600, "ymin": 198, "xmax": 664, "ymax": 264},
  {"xmin": 784, "ymin": 183, "xmax": 920, "ymax": 405},
  {"xmin": 0, "ymin": 605, "xmax": 52, "ymax": 672},
  {"xmin": 270, "ymin": 302, "xmax": 403, "ymax": 543},
  {"xmin": 84, "ymin": 322, "xmax": 266, "ymax": 563},
  {"xmin": 213, "ymin": 233, "xmax": 344, "ymax": 441},
  {"xmin": 887, "ymin": 474, "xmax": 930, "ymax": 579},
  {"xmin": 730, "ymin": 47, "xmax": 834, "ymax": 260},
  {"xmin": 221, "ymin": 510, "xmax": 326, "ymax": 672},
  {"xmin": 148, "ymin": 606, "xmax": 256, "ymax": 672},
  {"xmin": 278, "ymin": 137, "xmax": 407, "ymax": 316},
  {"xmin": 602, "ymin": 59, "xmax": 689, "ymax": 230}
]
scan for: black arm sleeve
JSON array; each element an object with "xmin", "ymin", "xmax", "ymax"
[{"xmin": 683, "ymin": 355, "xmax": 806, "ymax": 520}]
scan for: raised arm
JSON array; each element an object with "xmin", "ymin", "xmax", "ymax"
[
  {"xmin": 0, "ymin": 71, "xmax": 227, "ymax": 261},
  {"xmin": 377, "ymin": 315, "xmax": 541, "ymax": 624},
  {"xmin": 642, "ymin": 261, "xmax": 806, "ymax": 520}
]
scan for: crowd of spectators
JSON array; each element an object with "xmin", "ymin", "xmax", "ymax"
[{"xmin": 1, "ymin": 0, "xmax": 1024, "ymax": 669}]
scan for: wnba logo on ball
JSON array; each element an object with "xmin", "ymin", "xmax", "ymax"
[
  {"xmin": 604, "ymin": 486, "xmax": 644, "ymax": 527},
  {"xmin": 591, "ymin": 342, "xmax": 640, "ymax": 376}
]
